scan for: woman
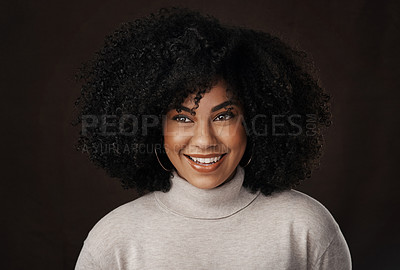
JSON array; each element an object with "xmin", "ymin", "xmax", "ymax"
[{"xmin": 74, "ymin": 7, "xmax": 351, "ymax": 269}]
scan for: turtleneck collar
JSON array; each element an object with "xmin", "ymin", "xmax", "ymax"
[{"xmin": 154, "ymin": 166, "xmax": 260, "ymax": 220}]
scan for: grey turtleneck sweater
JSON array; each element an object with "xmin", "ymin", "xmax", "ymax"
[{"xmin": 75, "ymin": 166, "xmax": 351, "ymax": 269}]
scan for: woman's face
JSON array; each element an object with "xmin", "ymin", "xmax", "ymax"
[{"xmin": 163, "ymin": 80, "xmax": 247, "ymax": 189}]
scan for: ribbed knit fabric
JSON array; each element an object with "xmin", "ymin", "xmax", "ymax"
[
  {"xmin": 76, "ymin": 166, "xmax": 351, "ymax": 269},
  {"xmin": 155, "ymin": 166, "xmax": 260, "ymax": 219}
]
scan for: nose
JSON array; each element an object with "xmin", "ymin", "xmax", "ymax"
[{"xmin": 190, "ymin": 119, "xmax": 218, "ymax": 150}]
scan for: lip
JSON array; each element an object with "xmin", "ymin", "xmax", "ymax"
[
  {"xmin": 183, "ymin": 153, "xmax": 227, "ymax": 173},
  {"xmin": 184, "ymin": 153, "xmax": 226, "ymax": 158}
]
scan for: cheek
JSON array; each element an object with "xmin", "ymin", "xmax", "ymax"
[
  {"xmin": 164, "ymin": 135, "xmax": 177, "ymax": 155},
  {"xmin": 217, "ymin": 124, "xmax": 247, "ymax": 153},
  {"xmin": 163, "ymin": 131, "xmax": 190, "ymax": 157}
]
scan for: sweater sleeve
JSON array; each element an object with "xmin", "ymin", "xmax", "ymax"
[
  {"xmin": 75, "ymin": 241, "xmax": 101, "ymax": 270},
  {"xmin": 312, "ymin": 228, "xmax": 352, "ymax": 270}
]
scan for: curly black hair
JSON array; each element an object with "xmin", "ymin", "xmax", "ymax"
[{"xmin": 73, "ymin": 7, "xmax": 331, "ymax": 196}]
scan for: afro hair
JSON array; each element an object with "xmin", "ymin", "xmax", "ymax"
[{"xmin": 73, "ymin": 7, "xmax": 331, "ymax": 196}]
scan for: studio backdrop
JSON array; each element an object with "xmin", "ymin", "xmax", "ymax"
[{"xmin": 2, "ymin": 0, "xmax": 399, "ymax": 269}]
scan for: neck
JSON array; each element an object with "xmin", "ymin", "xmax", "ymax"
[{"xmin": 154, "ymin": 166, "xmax": 260, "ymax": 219}]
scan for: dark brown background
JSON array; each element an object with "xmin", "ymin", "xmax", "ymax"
[{"xmin": 2, "ymin": 0, "xmax": 399, "ymax": 269}]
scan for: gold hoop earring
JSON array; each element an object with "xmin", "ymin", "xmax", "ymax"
[
  {"xmin": 241, "ymin": 154, "xmax": 252, "ymax": 168},
  {"xmin": 240, "ymin": 143, "xmax": 254, "ymax": 168},
  {"xmin": 155, "ymin": 148, "xmax": 172, "ymax": 172}
]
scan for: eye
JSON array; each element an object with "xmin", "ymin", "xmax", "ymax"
[
  {"xmin": 172, "ymin": 115, "xmax": 193, "ymax": 123},
  {"xmin": 214, "ymin": 111, "xmax": 235, "ymax": 121}
]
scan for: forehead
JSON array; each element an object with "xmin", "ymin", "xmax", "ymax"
[
  {"xmin": 165, "ymin": 80, "xmax": 243, "ymax": 115},
  {"xmin": 182, "ymin": 82, "xmax": 232, "ymax": 108}
]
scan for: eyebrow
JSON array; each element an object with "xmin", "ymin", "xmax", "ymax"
[{"xmin": 177, "ymin": 100, "xmax": 236, "ymax": 113}]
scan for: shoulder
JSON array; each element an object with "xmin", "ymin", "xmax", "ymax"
[
  {"xmin": 75, "ymin": 193, "xmax": 157, "ymax": 269},
  {"xmin": 81, "ymin": 193, "xmax": 157, "ymax": 250},
  {"xmin": 88, "ymin": 192, "xmax": 156, "ymax": 236},
  {"xmin": 252, "ymin": 189, "xmax": 351, "ymax": 268},
  {"xmin": 258, "ymin": 189, "xmax": 338, "ymax": 223},
  {"xmin": 253, "ymin": 189, "xmax": 341, "ymax": 242},
  {"xmin": 76, "ymin": 193, "xmax": 159, "ymax": 268}
]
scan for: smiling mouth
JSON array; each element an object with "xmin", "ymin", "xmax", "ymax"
[{"xmin": 184, "ymin": 154, "xmax": 227, "ymax": 166}]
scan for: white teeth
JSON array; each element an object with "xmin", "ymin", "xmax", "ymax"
[{"xmin": 189, "ymin": 155, "xmax": 223, "ymax": 164}]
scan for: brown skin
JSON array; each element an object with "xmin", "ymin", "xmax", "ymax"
[{"xmin": 163, "ymin": 80, "xmax": 247, "ymax": 189}]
